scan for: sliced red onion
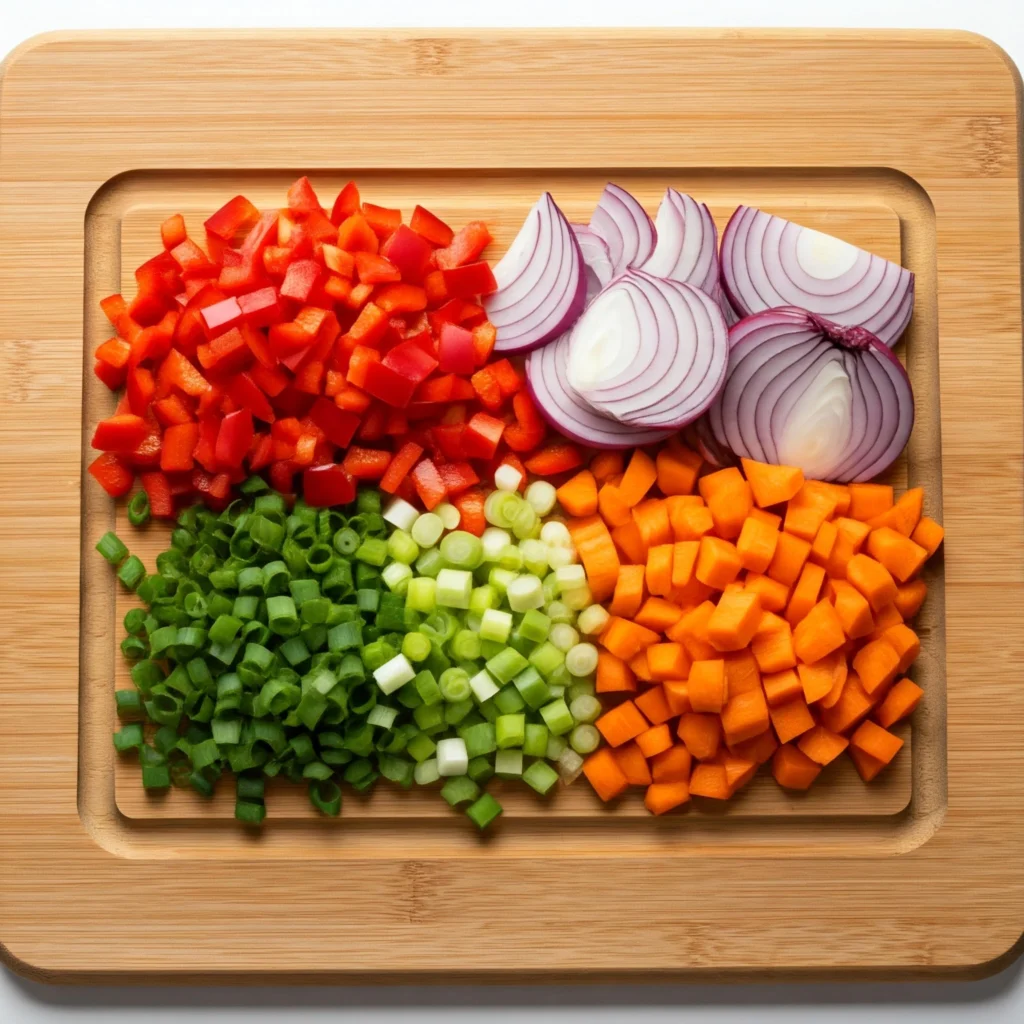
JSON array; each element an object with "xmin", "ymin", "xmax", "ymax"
[
  {"xmin": 721, "ymin": 206, "xmax": 915, "ymax": 347},
  {"xmin": 485, "ymin": 192, "xmax": 586, "ymax": 354},
  {"xmin": 525, "ymin": 333, "xmax": 674, "ymax": 450},
  {"xmin": 639, "ymin": 189, "xmax": 719, "ymax": 294},
  {"xmin": 588, "ymin": 183, "xmax": 656, "ymax": 276},
  {"xmin": 570, "ymin": 224, "xmax": 614, "ymax": 304},
  {"xmin": 706, "ymin": 307, "xmax": 914, "ymax": 482},
  {"xmin": 683, "ymin": 415, "xmax": 735, "ymax": 468},
  {"xmin": 563, "ymin": 269, "xmax": 728, "ymax": 431}
]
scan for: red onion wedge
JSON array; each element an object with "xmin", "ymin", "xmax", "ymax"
[
  {"xmin": 640, "ymin": 188, "xmax": 719, "ymax": 294},
  {"xmin": 706, "ymin": 307, "xmax": 914, "ymax": 482},
  {"xmin": 526, "ymin": 333, "xmax": 674, "ymax": 450},
  {"xmin": 588, "ymin": 183, "xmax": 657, "ymax": 277},
  {"xmin": 564, "ymin": 269, "xmax": 728, "ymax": 430},
  {"xmin": 485, "ymin": 192, "xmax": 586, "ymax": 354},
  {"xmin": 721, "ymin": 206, "xmax": 915, "ymax": 347},
  {"xmin": 570, "ymin": 224, "xmax": 614, "ymax": 304}
]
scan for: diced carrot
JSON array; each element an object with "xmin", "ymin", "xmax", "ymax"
[
  {"xmin": 829, "ymin": 579, "xmax": 875, "ymax": 639},
  {"xmin": 612, "ymin": 741, "xmax": 652, "ymax": 786},
  {"xmin": 762, "ymin": 668, "xmax": 802, "ymax": 707},
  {"xmin": 597, "ymin": 483, "xmax": 632, "ymax": 528},
  {"xmin": 595, "ymin": 699, "xmax": 648, "ymax": 748},
  {"xmin": 819, "ymin": 671, "xmax": 874, "ymax": 734},
  {"xmin": 721, "ymin": 754, "xmax": 757, "ymax": 794},
  {"xmin": 688, "ymin": 763, "xmax": 731, "ymax": 800},
  {"xmin": 785, "ymin": 563, "xmax": 827, "ymax": 626},
  {"xmin": 634, "ymin": 597, "xmax": 684, "ymax": 632},
  {"xmin": 646, "ymin": 643, "xmax": 692, "ymax": 682},
  {"xmin": 583, "ymin": 747, "xmax": 629, "ymax": 801},
  {"xmin": 634, "ymin": 684, "xmax": 674, "ymax": 725},
  {"xmin": 724, "ymin": 649, "xmax": 761, "ymax": 698},
  {"xmin": 695, "ymin": 536, "xmax": 743, "ymax": 590},
  {"xmin": 677, "ymin": 712, "xmax": 721, "ymax": 761},
  {"xmin": 609, "ymin": 565, "xmax": 646, "ymax": 619},
  {"xmin": 611, "ymin": 520, "xmax": 647, "ymax": 565},
  {"xmin": 793, "ymin": 598, "xmax": 846, "ymax": 664},
  {"xmin": 784, "ymin": 482, "xmax": 838, "ymax": 541},
  {"xmin": 767, "ymin": 531, "xmax": 811, "ymax": 587},
  {"xmin": 750, "ymin": 612, "xmax": 797, "ymax": 673},
  {"xmin": 850, "ymin": 719, "xmax": 904, "ymax": 764},
  {"xmin": 849, "ymin": 745, "xmax": 886, "ymax": 782},
  {"xmin": 616, "ymin": 449, "xmax": 658, "ymax": 506},
  {"xmin": 867, "ymin": 602, "xmax": 904, "ymax": 640},
  {"xmin": 810, "ymin": 519, "xmax": 838, "ymax": 566},
  {"xmin": 645, "ymin": 543, "xmax": 674, "ymax": 597},
  {"xmin": 629, "ymin": 650, "xmax": 654, "ymax": 683},
  {"xmin": 740, "ymin": 458, "xmax": 804, "ymax": 508},
  {"xmin": 721, "ymin": 687, "xmax": 770, "ymax": 744},
  {"xmin": 748, "ymin": 507, "xmax": 783, "ymax": 530},
  {"xmin": 818, "ymin": 651, "xmax": 849, "ymax": 709},
  {"xmin": 636, "ymin": 723, "xmax": 673, "ymax": 759},
  {"xmin": 707, "ymin": 589, "xmax": 762, "ymax": 652},
  {"xmin": 867, "ymin": 486, "xmax": 923, "ymax": 536},
  {"xmin": 911, "ymin": 516, "xmax": 945, "ymax": 558},
  {"xmin": 591, "ymin": 450, "xmax": 624, "ymax": 484},
  {"xmin": 736, "ymin": 515, "xmax": 779, "ymax": 574},
  {"xmin": 688, "ymin": 659, "xmax": 726, "ymax": 712},
  {"xmin": 568, "ymin": 515, "xmax": 620, "ymax": 601},
  {"xmin": 633, "ymin": 499, "xmax": 672, "ymax": 548},
  {"xmin": 698, "ymin": 467, "xmax": 753, "ymax": 539},
  {"xmin": 645, "ymin": 781, "xmax": 691, "ymax": 814},
  {"xmin": 596, "ymin": 650, "xmax": 637, "ymax": 693},
  {"xmin": 846, "ymin": 554, "xmax": 898, "ymax": 612},
  {"xmin": 669, "ymin": 500, "xmax": 715, "ymax": 542},
  {"xmin": 555, "ymin": 469, "xmax": 598, "ymax": 517},
  {"xmin": 730, "ymin": 729, "xmax": 778, "ymax": 765},
  {"xmin": 797, "ymin": 649, "xmax": 847, "ymax": 705},
  {"xmin": 744, "ymin": 573, "xmax": 791, "ymax": 613},
  {"xmin": 600, "ymin": 616, "xmax": 659, "ymax": 662},
  {"xmin": 666, "ymin": 601, "xmax": 718, "ymax": 660},
  {"xmin": 797, "ymin": 725, "xmax": 849, "ymax": 765},
  {"xmin": 848, "ymin": 482, "xmax": 894, "ymax": 521},
  {"xmin": 772, "ymin": 743, "xmax": 822, "ymax": 790},
  {"xmin": 663, "ymin": 681, "xmax": 691, "ymax": 715},
  {"xmin": 875, "ymin": 677, "xmax": 924, "ymax": 728},
  {"xmin": 881, "ymin": 623, "xmax": 920, "ymax": 674},
  {"xmin": 656, "ymin": 446, "xmax": 702, "ymax": 495},
  {"xmin": 852, "ymin": 638, "xmax": 901, "ymax": 695},
  {"xmin": 651, "ymin": 745, "xmax": 692, "ymax": 782},
  {"xmin": 825, "ymin": 516, "xmax": 872, "ymax": 578},
  {"xmin": 867, "ymin": 527, "xmax": 928, "ymax": 583},
  {"xmin": 670, "ymin": 576, "xmax": 715, "ymax": 609},
  {"xmin": 894, "ymin": 580, "xmax": 928, "ymax": 619},
  {"xmin": 669, "ymin": 540, "xmax": 699, "ymax": 590}
]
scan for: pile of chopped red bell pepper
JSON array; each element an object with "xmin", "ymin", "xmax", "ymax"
[{"xmin": 88, "ymin": 177, "xmax": 584, "ymax": 532}]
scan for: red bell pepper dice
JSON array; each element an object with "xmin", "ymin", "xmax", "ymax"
[
  {"xmin": 200, "ymin": 297, "xmax": 243, "ymax": 339},
  {"xmin": 356, "ymin": 405, "xmax": 387, "ymax": 442},
  {"xmin": 451, "ymin": 488, "xmax": 487, "ymax": 536},
  {"xmin": 342, "ymin": 446, "xmax": 393, "ymax": 481},
  {"xmin": 470, "ymin": 366, "xmax": 503, "ymax": 411},
  {"xmin": 95, "ymin": 336, "xmax": 131, "ymax": 370},
  {"xmin": 379, "ymin": 441, "xmax": 424, "ymax": 494},
  {"xmin": 153, "ymin": 393, "xmax": 195, "ymax": 427},
  {"xmin": 94, "ymin": 359, "xmax": 126, "ymax": 391},
  {"xmin": 423, "ymin": 270, "xmax": 448, "ymax": 307},
  {"xmin": 362, "ymin": 203, "xmax": 402, "ymax": 239},
  {"xmin": 160, "ymin": 422, "xmax": 200, "ymax": 472},
  {"xmin": 336, "ymin": 214, "xmax": 379, "ymax": 254},
  {"xmin": 280, "ymin": 259, "xmax": 322, "ymax": 304},
  {"xmin": 375, "ymin": 283, "xmax": 428, "ymax": 315},
  {"xmin": 437, "ymin": 323, "xmax": 476, "ymax": 376},
  {"xmin": 161, "ymin": 214, "xmax": 187, "ymax": 250},
  {"xmin": 87, "ymin": 452, "xmax": 134, "ymax": 497},
  {"xmin": 241, "ymin": 210, "xmax": 279, "ymax": 256},
  {"xmin": 504, "ymin": 390, "xmax": 547, "ymax": 452},
  {"xmin": 330, "ymin": 182, "xmax": 361, "ymax": 226},
  {"xmin": 430, "ymin": 424, "xmax": 466, "ymax": 460},
  {"xmin": 354, "ymin": 252, "xmax": 401, "ymax": 285},
  {"xmin": 382, "ymin": 340, "xmax": 439, "ymax": 386},
  {"xmin": 462, "ymin": 412, "xmax": 505, "ymax": 460},
  {"xmin": 524, "ymin": 442, "xmax": 584, "ymax": 476},
  {"xmin": 140, "ymin": 471, "xmax": 175, "ymax": 518},
  {"xmin": 308, "ymin": 396, "xmax": 360, "ymax": 449},
  {"xmin": 91, "ymin": 414, "xmax": 150, "ymax": 453},
  {"xmin": 170, "ymin": 238, "xmax": 217, "ymax": 279},
  {"xmin": 125, "ymin": 431, "xmax": 163, "ymax": 469},
  {"xmin": 380, "ymin": 225, "xmax": 433, "ymax": 282},
  {"xmin": 440, "ymin": 261, "xmax": 498, "ymax": 299},
  {"xmin": 361, "ymin": 360, "xmax": 418, "ymax": 409},
  {"xmin": 159, "ymin": 348, "xmax": 212, "ymax": 397},
  {"xmin": 192, "ymin": 415, "xmax": 218, "ymax": 472},
  {"xmin": 348, "ymin": 302, "xmax": 390, "ymax": 347},
  {"xmin": 217, "ymin": 254, "xmax": 265, "ymax": 296},
  {"xmin": 250, "ymin": 363, "xmax": 288, "ymax": 399},
  {"xmin": 196, "ymin": 327, "xmax": 251, "ymax": 375},
  {"xmin": 410, "ymin": 205, "xmax": 454, "ymax": 247},
  {"xmin": 125, "ymin": 367, "xmax": 156, "ymax": 416},
  {"xmin": 435, "ymin": 222, "xmax": 494, "ymax": 270},
  {"xmin": 471, "ymin": 322, "xmax": 498, "ymax": 367},
  {"xmin": 488, "ymin": 358, "xmax": 523, "ymax": 399},
  {"xmin": 205, "ymin": 195, "xmax": 260, "ymax": 243},
  {"xmin": 215, "ymin": 409, "xmax": 254, "ymax": 469},
  {"xmin": 227, "ymin": 372, "xmax": 276, "ymax": 424},
  {"xmin": 303, "ymin": 464, "xmax": 356, "ymax": 507},
  {"xmin": 437, "ymin": 461, "xmax": 480, "ymax": 495},
  {"xmin": 322, "ymin": 244, "xmax": 355, "ymax": 279},
  {"xmin": 410, "ymin": 459, "xmax": 448, "ymax": 510},
  {"xmin": 286, "ymin": 176, "xmax": 322, "ymax": 215}
]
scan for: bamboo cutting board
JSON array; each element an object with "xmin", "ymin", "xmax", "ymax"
[{"xmin": 0, "ymin": 29, "xmax": 1022, "ymax": 983}]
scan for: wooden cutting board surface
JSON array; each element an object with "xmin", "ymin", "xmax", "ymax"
[{"xmin": 0, "ymin": 29, "xmax": 1021, "ymax": 983}]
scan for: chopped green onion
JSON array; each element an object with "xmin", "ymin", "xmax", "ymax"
[
  {"xmin": 401, "ymin": 631, "xmax": 431, "ymax": 663},
  {"xmin": 546, "ymin": 733, "xmax": 568, "ymax": 760},
  {"xmin": 523, "ymin": 722, "xmax": 549, "ymax": 758},
  {"xmin": 373, "ymin": 653, "xmax": 415, "ymax": 695},
  {"xmin": 450, "ymin": 628, "xmax": 482, "ymax": 662},
  {"xmin": 545, "ymin": 600, "xmax": 574, "ymax": 625},
  {"xmin": 467, "ymin": 755, "xmax": 494, "ymax": 783},
  {"xmin": 127, "ymin": 490, "xmax": 151, "ymax": 526},
  {"xmin": 528, "ymin": 641, "xmax": 565, "ymax": 680},
  {"xmin": 506, "ymin": 574, "xmax": 544, "ymax": 612},
  {"xmin": 266, "ymin": 595, "xmax": 299, "ymax": 636},
  {"xmin": 494, "ymin": 748, "xmax": 523, "ymax": 777},
  {"xmin": 576, "ymin": 604, "xmax": 610, "ymax": 635},
  {"xmin": 492, "ymin": 685, "xmax": 526, "ymax": 715},
  {"xmin": 540, "ymin": 697, "xmax": 574, "ymax": 736},
  {"xmin": 570, "ymin": 723, "xmax": 600, "ymax": 754},
  {"xmin": 436, "ymin": 736, "xmax": 468, "ymax": 776},
  {"xmin": 113, "ymin": 723, "xmax": 144, "ymax": 751},
  {"xmin": 355, "ymin": 536, "xmax": 388, "ymax": 566},
  {"xmin": 439, "ymin": 668, "xmax": 472, "ymax": 703},
  {"xmin": 382, "ymin": 496, "xmax": 419, "ymax": 532},
  {"xmin": 565, "ymin": 642, "xmax": 599, "ymax": 677},
  {"xmin": 410, "ymin": 513, "xmax": 444, "ymax": 549},
  {"xmin": 96, "ymin": 531, "xmax": 128, "ymax": 566},
  {"xmin": 435, "ymin": 502, "xmax": 461, "ymax": 531},
  {"xmin": 519, "ymin": 609, "xmax": 552, "ymax": 643},
  {"xmin": 439, "ymin": 531, "xmax": 484, "ymax": 570},
  {"xmin": 549, "ymin": 623, "xmax": 580, "ymax": 653},
  {"xmin": 495, "ymin": 713, "xmax": 526, "ymax": 749},
  {"xmin": 522, "ymin": 759, "xmax": 559, "ymax": 795},
  {"xmin": 414, "ymin": 546, "xmax": 445, "ymax": 579},
  {"xmin": 526, "ymin": 481, "xmax": 557, "ymax": 516},
  {"xmin": 235, "ymin": 799, "xmax": 266, "ymax": 824},
  {"xmin": 406, "ymin": 731, "xmax": 437, "ymax": 763},
  {"xmin": 557, "ymin": 747, "xmax": 585, "ymax": 783},
  {"xmin": 485, "ymin": 647, "xmax": 529, "ymax": 685},
  {"xmin": 478, "ymin": 608, "xmax": 512, "ymax": 644},
  {"xmin": 469, "ymin": 669, "xmax": 500, "ymax": 704},
  {"xmin": 561, "ymin": 583, "xmax": 592, "ymax": 611},
  {"xmin": 436, "ymin": 568, "xmax": 473, "ymax": 609},
  {"xmin": 569, "ymin": 693, "xmax": 601, "ymax": 723},
  {"xmin": 519, "ymin": 538, "xmax": 548, "ymax": 576},
  {"xmin": 513, "ymin": 666, "xmax": 551, "ymax": 710},
  {"xmin": 497, "ymin": 544, "xmax": 524, "ymax": 572},
  {"xmin": 142, "ymin": 763, "xmax": 171, "ymax": 789},
  {"xmin": 387, "ymin": 529, "xmax": 420, "ymax": 565},
  {"xmin": 441, "ymin": 775, "xmax": 479, "ymax": 806},
  {"xmin": 481, "ymin": 527, "xmax": 512, "ymax": 562},
  {"xmin": 309, "ymin": 779, "xmax": 342, "ymax": 815},
  {"xmin": 405, "ymin": 576, "xmax": 437, "ymax": 612},
  {"xmin": 117, "ymin": 555, "xmax": 146, "ymax": 590},
  {"xmin": 484, "ymin": 489, "xmax": 521, "ymax": 528},
  {"xmin": 465, "ymin": 792, "xmax": 503, "ymax": 829},
  {"xmin": 413, "ymin": 758, "xmax": 440, "ymax": 785}
]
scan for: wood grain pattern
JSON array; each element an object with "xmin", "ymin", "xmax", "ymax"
[{"xmin": 0, "ymin": 30, "xmax": 1021, "ymax": 983}]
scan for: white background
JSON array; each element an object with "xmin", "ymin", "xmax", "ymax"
[{"xmin": 1, "ymin": 0, "xmax": 1021, "ymax": 1019}]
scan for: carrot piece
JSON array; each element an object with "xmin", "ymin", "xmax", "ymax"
[
  {"xmin": 629, "ymin": 650, "xmax": 655, "ymax": 683},
  {"xmin": 751, "ymin": 612, "xmax": 797, "ymax": 673},
  {"xmin": 666, "ymin": 601, "xmax": 718, "ymax": 660},
  {"xmin": 762, "ymin": 668, "xmax": 802, "ymax": 707},
  {"xmin": 867, "ymin": 602, "xmax": 904, "ymax": 641},
  {"xmin": 819, "ymin": 671, "xmax": 874, "ymax": 734},
  {"xmin": 609, "ymin": 565, "xmax": 646, "ymax": 619},
  {"xmin": 669, "ymin": 500, "xmax": 715, "ymax": 542},
  {"xmin": 730, "ymin": 729, "xmax": 779, "ymax": 765},
  {"xmin": 721, "ymin": 755, "xmax": 757, "ymax": 795},
  {"xmin": 598, "ymin": 483, "xmax": 633, "ymax": 528},
  {"xmin": 633, "ymin": 499, "xmax": 672, "ymax": 548},
  {"xmin": 867, "ymin": 486, "xmax": 923, "ymax": 536},
  {"xmin": 867, "ymin": 527, "xmax": 928, "ymax": 583},
  {"xmin": 766, "ymin": 531, "xmax": 811, "ymax": 587},
  {"xmin": 846, "ymin": 553, "xmax": 898, "ymax": 612},
  {"xmin": 583, "ymin": 747, "xmax": 630, "ymax": 801},
  {"xmin": 797, "ymin": 725, "xmax": 849, "ymax": 765},
  {"xmin": 848, "ymin": 482, "xmax": 894, "ymax": 521},
  {"xmin": 875, "ymin": 677, "xmax": 924, "ymax": 728},
  {"xmin": 591, "ymin": 450, "xmax": 624, "ymax": 485},
  {"xmin": 651, "ymin": 745, "xmax": 692, "ymax": 782},
  {"xmin": 668, "ymin": 540, "xmax": 699, "ymax": 590},
  {"xmin": 698, "ymin": 467, "xmax": 753, "ymax": 540},
  {"xmin": 850, "ymin": 719, "xmax": 904, "ymax": 764},
  {"xmin": 894, "ymin": 580, "xmax": 928, "ymax": 619},
  {"xmin": 670, "ymin": 576, "xmax": 715, "ymax": 609},
  {"xmin": 646, "ymin": 643, "xmax": 692, "ymax": 682},
  {"xmin": 740, "ymin": 458, "xmax": 804, "ymax": 508},
  {"xmin": 688, "ymin": 763, "xmax": 732, "ymax": 799},
  {"xmin": 849, "ymin": 745, "xmax": 886, "ymax": 782},
  {"xmin": 600, "ymin": 616, "xmax": 660, "ymax": 661},
  {"xmin": 555, "ymin": 469, "xmax": 598, "ymax": 517},
  {"xmin": 721, "ymin": 687, "xmax": 770, "ymax": 744},
  {"xmin": 611, "ymin": 520, "xmax": 647, "ymax": 565},
  {"xmin": 645, "ymin": 543, "xmax": 674, "ymax": 597},
  {"xmin": 818, "ymin": 651, "xmax": 849, "ymax": 709},
  {"xmin": 792, "ymin": 597, "xmax": 846, "ymax": 665},
  {"xmin": 634, "ymin": 684, "xmax": 674, "ymax": 725},
  {"xmin": 656, "ymin": 446, "xmax": 702, "ymax": 495},
  {"xmin": 645, "ymin": 781, "xmax": 691, "ymax": 814},
  {"xmin": 881, "ymin": 623, "xmax": 920, "ymax": 674},
  {"xmin": 736, "ymin": 515, "xmax": 779, "ymax": 574},
  {"xmin": 569, "ymin": 515, "xmax": 620, "ymax": 601},
  {"xmin": 636, "ymin": 723, "xmax": 673, "ymax": 759},
  {"xmin": 852, "ymin": 638, "xmax": 901, "ymax": 696},
  {"xmin": 772, "ymin": 743, "xmax": 822, "ymax": 790},
  {"xmin": 596, "ymin": 650, "xmax": 637, "ymax": 693},
  {"xmin": 634, "ymin": 597, "xmax": 685, "ymax": 632},
  {"xmin": 911, "ymin": 516, "xmax": 945, "ymax": 558},
  {"xmin": 784, "ymin": 482, "xmax": 838, "ymax": 541},
  {"xmin": 724, "ymin": 649, "xmax": 761, "ymax": 698},
  {"xmin": 810, "ymin": 519, "xmax": 838, "ymax": 566},
  {"xmin": 677, "ymin": 712, "xmax": 721, "ymax": 761},
  {"xmin": 707, "ymin": 590, "xmax": 763, "ymax": 652},
  {"xmin": 695, "ymin": 536, "xmax": 743, "ymax": 590},
  {"xmin": 744, "ymin": 573, "xmax": 790, "ymax": 613},
  {"xmin": 688, "ymin": 659, "xmax": 726, "ymax": 712},
  {"xmin": 785, "ymin": 563, "xmax": 827, "ymax": 627},
  {"xmin": 797, "ymin": 649, "xmax": 846, "ymax": 705},
  {"xmin": 829, "ymin": 579, "xmax": 875, "ymax": 639},
  {"xmin": 618, "ymin": 449, "xmax": 658, "ymax": 506},
  {"xmin": 612, "ymin": 741, "xmax": 653, "ymax": 786},
  {"xmin": 663, "ymin": 680, "xmax": 691, "ymax": 715},
  {"xmin": 595, "ymin": 699, "xmax": 648, "ymax": 747}
]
